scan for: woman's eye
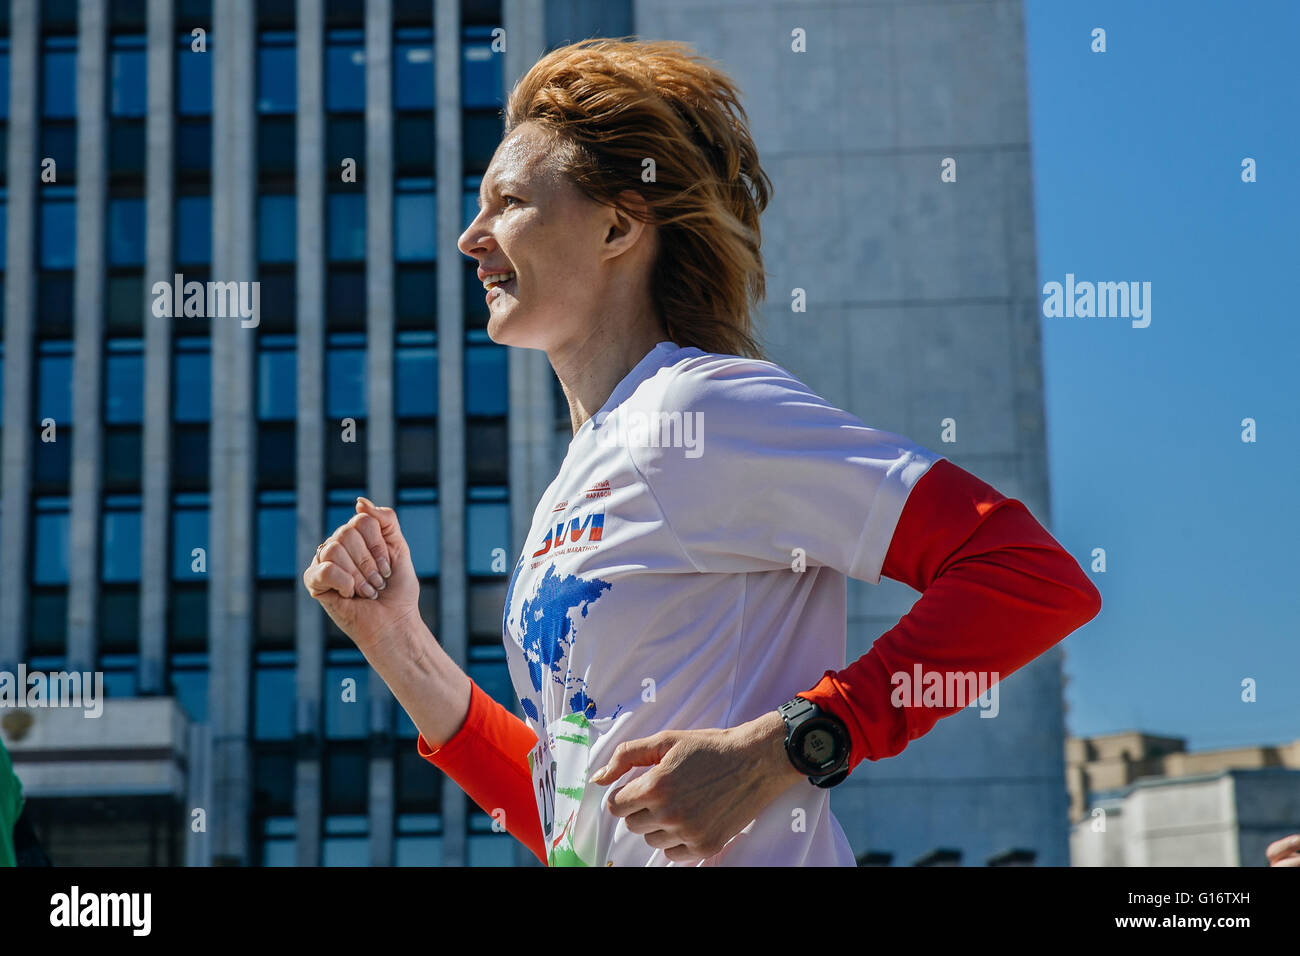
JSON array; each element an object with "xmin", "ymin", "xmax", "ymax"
[{"xmin": 502, "ymin": 195, "xmax": 519, "ymax": 208}]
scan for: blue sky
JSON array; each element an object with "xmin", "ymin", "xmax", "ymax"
[{"xmin": 1023, "ymin": 0, "xmax": 1300, "ymax": 750}]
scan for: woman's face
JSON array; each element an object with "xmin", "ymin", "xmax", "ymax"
[{"xmin": 457, "ymin": 121, "xmax": 651, "ymax": 353}]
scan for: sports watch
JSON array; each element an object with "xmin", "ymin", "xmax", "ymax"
[{"xmin": 778, "ymin": 696, "xmax": 851, "ymax": 788}]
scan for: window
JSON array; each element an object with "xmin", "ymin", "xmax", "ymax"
[
  {"xmin": 258, "ymin": 195, "xmax": 295, "ymax": 263},
  {"xmin": 465, "ymin": 335, "xmax": 507, "ymax": 416},
  {"xmin": 326, "ymin": 30, "xmax": 365, "ymax": 113},
  {"xmin": 37, "ymin": 342, "xmax": 74, "ymax": 424},
  {"xmin": 40, "ymin": 192, "xmax": 76, "ymax": 270},
  {"xmin": 172, "ymin": 494, "xmax": 209, "ymax": 580},
  {"xmin": 177, "ymin": 31, "xmax": 212, "ymax": 116},
  {"xmin": 176, "ymin": 195, "xmax": 212, "ymax": 265},
  {"xmin": 326, "ymin": 333, "xmax": 366, "ymax": 419},
  {"xmin": 395, "ymin": 179, "xmax": 435, "ymax": 262},
  {"xmin": 173, "ymin": 338, "xmax": 211, "ymax": 422},
  {"xmin": 110, "ymin": 34, "xmax": 147, "ymax": 117},
  {"xmin": 257, "ymin": 335, "xmax": 297, "ymax": 421},
  {"xmin": 461, "ymin": 26, "xmax": 502, "ymax": 109},
  {"xmin": 257, "ymin": 490, "xmax": 297, "ymax": 579},
  {"xmin": 33, "ymin": 496, "xmax": 70, "ymax": 586},
  {"xmin": 253, "ymin": 649, "xmax": 295, "ymax": 740},
  {"xmin": 107, "ymin": 198, "xmax": 145, "ymax": 267},
  {"xmin": 42, "ymin": 37, "xmax": 77, "ymax": 119},
  {"xmin": 466, "ymin": 488, "xmax": 508, "ymax": 576},
  {"xmin": 325, "ymin": 648, "xmax": 368, "ymax": 740},
  {"xmin": 467, "ymin": 811, "xmax": 513, "ymax": 866},
  {"xmin": 395, "ymin": 331, "xmax": 436, "ymax": 418},
  {"xmin": 394, "ymin": 28, "xmax": 433, "ymax": 111},
  {"xmin": 397, "ymin": 487, "xmax": 439, "ymax": 577},
  {"xmin": 257, "ymin": 32, "xmax": 296, "ymax": 114},
  {"xmin": 105, "ymin": 339, "xmax": 145, "ymax": 424},
  {"xmin": 101, "ymin": 494, "xmax": 142, "ymax": 583},
  {"xmin": 169, "ymin": 651, "xmax": 209, "ymax": 723},
  {"xmin": 327, "ymin": 193, "xmax": 365, "ymax": 262}
]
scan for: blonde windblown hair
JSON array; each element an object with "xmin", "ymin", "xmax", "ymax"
[{"xmin": 504, "ymin": 37, "xmax": 773, "ymax": 359}]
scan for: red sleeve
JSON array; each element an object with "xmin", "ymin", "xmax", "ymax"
[
  {"xmin": 799, "ymin": 457, "xmax": 1102, "ymax": 774},
  {"xmin": 416, "ymin": 679, "xmax": 548, "ymax": 864}
]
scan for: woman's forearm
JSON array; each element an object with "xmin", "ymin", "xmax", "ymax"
[{"xmin": 362, "ymin": 611, "xmax": 472, "ymax": 749}]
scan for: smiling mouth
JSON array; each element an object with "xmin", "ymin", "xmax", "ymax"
[{"xmin": 486, "ymin": 275, "xmax": 517, "ymax": 303}]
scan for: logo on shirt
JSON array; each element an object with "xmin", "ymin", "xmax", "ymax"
[{"xmin": 531, "ymin": 504, "xmax": 605, "ymax": 561}]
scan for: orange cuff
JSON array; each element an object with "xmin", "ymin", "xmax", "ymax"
[{"xmin": 417, "ymin": 679, "xmax": 548, "ymax": 864}]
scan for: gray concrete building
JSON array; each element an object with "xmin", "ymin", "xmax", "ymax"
[
  {"xmin": 2, "ymin": 0, "xmax": 1070, "ymax": 866},
  {"xmin": 1072, "ymin": 769, "xmax": 1300, "ymax": 867}
]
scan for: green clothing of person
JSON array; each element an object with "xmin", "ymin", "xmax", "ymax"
[{"xmin": 0, "ymin": 737, "xmax": 23, "ymax": 867}]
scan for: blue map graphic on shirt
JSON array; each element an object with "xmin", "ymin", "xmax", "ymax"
[{"xmin": 506, "ymin": 561, "xmax": 612, "ymax": 722}]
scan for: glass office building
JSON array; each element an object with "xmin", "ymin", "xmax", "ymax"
[{"xmin": 0, "ymin": 0, "xmax": 595, "ymax": 866}]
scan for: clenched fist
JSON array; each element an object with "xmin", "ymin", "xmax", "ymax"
[{"xmin": 303, "ymin": 496, "xmax": 421, "ymax": 651}]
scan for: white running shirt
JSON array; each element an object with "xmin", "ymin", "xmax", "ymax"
[{"xmin": 501, "ymin": 342, "xmax": 944, "ymax": 866}]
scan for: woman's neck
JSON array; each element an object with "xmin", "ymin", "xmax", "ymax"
[{"xmin": 549, "ymin": 313, "xmax": 669, "ymax": 437}]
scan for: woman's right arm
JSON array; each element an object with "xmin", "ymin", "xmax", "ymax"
[{"xmin": 304, "ymin": 497, "xmax": 546, "ymax": 863}]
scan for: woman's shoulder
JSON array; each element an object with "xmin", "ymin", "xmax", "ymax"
[{"xmin": 636, "ymin": 347, "xmax": 819, "ymax": 415}]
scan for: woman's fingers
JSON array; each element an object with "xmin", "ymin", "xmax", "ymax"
[
  {"xmin": 318, "ymin": 536, "xmax": 377, "ymax": 599},
  {"xmin": 337, "ymin": 519, "xmax": 387, "ymax": 593},
  {"xmin": 356, "ymin": 497, "xmax": 407, "ymax": 559},
  {"xmin": 1266, "ymin": 833, "xmax": 1300, "ymax": 864},
  {"xmin": 347, "ymin": 509, "xmax": 392, "ymax": 578},
  {"xmin": 304, "ymin": 557, "xmax": 359, "ymax": 599}
]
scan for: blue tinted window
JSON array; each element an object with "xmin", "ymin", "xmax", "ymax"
[
  {"xmin": 462, "ymin": 28, "xmax": 502, "ymax": 109},
  {"xmin": 254, "ymin": 654, "xmax": 296, "ymax": 740},
  {"xmin": 41, "ymin": 199, "xmax": 76, "ymax": 270},
  {"xmin": 177, "ymin": 196, "xmax": 211, "ymax": 265},
  {"xmin": 173, "ymin": 340, "xmax": 211, "ymax": 422},
  {"xmin": 328, "ymin": 193, "xmax": 365, "ymax": 262},
  {"xmin": 326, "ymin": 34, "xmax": 365, "ymax": 112},
  {"xmin": 37, "ymin": 350, "xmax": 74, "ymax": 423},
  {"xmin": 395, "ymin": 188, "xmax": 435, "ymax": 262},
  {"xmin": 102, "ymin": 503, "xmax": 142, "ymax": 582},
  {"xmin": 326, "ymin": 342, "xmax": 366, "ymax": 419},
  {"xmin": 177, "ymin": 39, "xmax": 212, "ymax": 116},
  {"xmin": 110, "ymin": 42, "xmax": 147, "ymax": 117},
  {"xmin": 258, "ymin": 342, "xmax": 296, "ymax": 421},
  {"xmin": 173, "ymin": 505, "xmax": 208, "ymax": 579},
  {"xmin": 399, "ymin": 494, "xmax": 439, "ymax": 577},
  {"xmin": 0, "ymin": 198, "xmax": 8, "ymax": 269},
  {"xmin": 462, "ymin": 180, "xmax": 480, "ymax": 231},
  {"xmin": 108, "ymin": 197, "xmax": 146, "ymax": 267},
  {"xmin": 105, "ymin": 346, "xmax": 145, "ymax": 424},
  {"xmin": 43, "ymin": 46, "xmax": 77, "ymax": 118},
  {"xmin": 259, "ymin": 195, "xmax": 296, "ymax": 263},
  {"xmin": 395, "ymin": 32, "xmax": 433, "ymax": 111},
  {"xmin": 466, "ymin": 500, "xmax": 509, "ymax": 575},
  {"xmin": 257, "ymin": 497, "xmax": 297, "ymax": 578},
  {"xmin": 258, "ymin": 37, "xmax": 296, "ymax": 114},
  {"xmin": 465, "ymin": 343, "xmax": 507, "ymax": 416},
  {"xmin": 325, "ymin": 657, "xmax": 369, "ymax": 739},
  {"xmin": 33, "ymin": 500, "xmax": 70, "ymax": 586},
  {"xmin": 325, "ymin": 488, "xmax": 365, "ymax": 537},
  {"xmin": 169, "ymin": 656, "xmax": 208, "ymax": 723},
  {"xmin": 395, "ymin": 337, "xmax": 436, "ymax": 418}
]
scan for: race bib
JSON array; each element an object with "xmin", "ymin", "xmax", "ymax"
[{"xmin": 527, "ymin": 711, "xmax": 605, "ymax": 867}]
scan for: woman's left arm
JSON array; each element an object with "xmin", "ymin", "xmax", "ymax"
[
  {"xmin": 794, "ymin": 456, "xmax": 1102, "ymax": 770},
  {"xmin": 596, "ymin": 456, "xmax": 1101, "ymax": 862}
]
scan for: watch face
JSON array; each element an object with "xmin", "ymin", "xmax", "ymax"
[{"xmin": 801, "ymin": 727, "xmax": 838, "ymax": 770}]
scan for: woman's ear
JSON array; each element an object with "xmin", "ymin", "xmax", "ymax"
[{"xmin": 602, "ymin": 190, "xmax": 652, "ymax": 255}]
